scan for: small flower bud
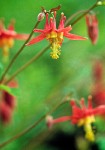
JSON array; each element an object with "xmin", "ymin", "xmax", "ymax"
[
  {"xmin": 46, "ymin": 115, "xmax": 53, "ymax": 129},
  {"xmin": 97, "ymin": 0, "xmax": 105, "ymax": 6},
  {"xmin": 37, "ymin": 12, "xmax": 45, "ymax": 21}
]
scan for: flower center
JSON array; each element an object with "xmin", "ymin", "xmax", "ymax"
[
  {"xmin": 46, "ymin": 31, "xmax": 63, "ymax": 59},
  {"xmin": 0, "ymin": 37, "xmax": 14, "ymax": 62},
  {"xmin": 78, "ymin": 116, "xmax": 95, "ymax": 141},
  {"xmin": 0, "ymin": 38, "xmax": 14, "ymax": 48}
]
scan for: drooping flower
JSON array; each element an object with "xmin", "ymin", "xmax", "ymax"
[
  {"xmin": 86, "ymin": 14, "xmax": 98, "ymax": 45},
  {"xmin": 0, "ymin": 20, "xmax": 29, "ymax": 61},
  {"xmin": 2, "ymin": 80, "xmax": 18, "ymax": 109},
  {"xmin": 46, "ymin": 96, "xmax": 105, "ymax": 141},
  {"xmin": 26, "ymin": 12, "xmax": 86, "ymax": 59},
  {"xmin": 0, "ymin": 102, "xmax": 12, "ymax": 124},
  {"xmin": 93, "ymin": 60, "xmax": 103, "ymax": 82},
  {"xmin": 92, "ymin": 60, "xmax": 105, "ymax": 106},
  {"xmin": 0, "ymin": 79, "xmax": 18, "ymax": 124}
]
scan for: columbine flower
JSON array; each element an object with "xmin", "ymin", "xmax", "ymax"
[
  {"xmin": 0, "ymin": 20, "xmax": 29, "ymax": 61},
  {"xmin": 2, "ymin": 80, "xmax": 18, "ymax": 109},
  {"xmin": 26, "ymin": 12, "xmax": 86, "ymax": 59},
  {"xmin": 92, "ymin": 60, "xmax": 105, "ymax": 106},
  {"xmin": 93, "ymin": 60, "xmax": 103, "ymax": 82},
  {"xmin": 86, "ymin": 14, "xmax": 98, "ymax": 44},
  {"xmin": 46, "ymin": 96, "xmax": 105, "ymax": 141},
  {"xmin": 0, "ymin": 102, "xmax": 12, "ymax": 124},
  {"xmin": 0, "ymin": 80, "xmax": 18, "ymax": 124}
]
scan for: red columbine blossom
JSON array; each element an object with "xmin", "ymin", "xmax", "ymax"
[
  {"xmin": 86, "ymin": 14, "xmax": 98, "ymax": 45},
  {"xmin": 93, "ymin": 60, "xmax": 103, "ymax": 82},
  {"xmin": 46, "ymin": 96, "xmax": 105, "ymax": 141},
  {"xmin": 2, "ymin": 80, "xmax": 18, "ymax": 110},
  {"xmin": 92, "ymin": 60, "xmax": 105, "ymax": 106},
  {"xmin": 0, "ymin": 80, "xmax": 18, "ymax": 124},
  {"xmin": 26, "ymin": 12, "xmax": 86, "ymax": 59},
  {"xmin": 0, "ymin": 102, "xmax": 12, "ymax": 124},
  {"xmin": 0, "ymin": 20, "xmax": 29, "ymax": 61}
]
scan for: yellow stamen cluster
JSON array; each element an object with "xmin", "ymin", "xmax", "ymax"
[
  {"xmin": 0, "ymin": 38, "xmax": 14, "ymax": 49},
  {"xmin": 46, "ymin": 31, "xmax": 63, "ymax": 59},
  {"xmin": 78, "ymin": 116, "xmax": 95, "ymax": 142},
  {"xmin": 0, "ymin": 38, "xmax": 14, "ymax": 61}
]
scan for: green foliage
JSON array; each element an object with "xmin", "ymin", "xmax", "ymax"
[
  {"xmin": 0, "ymin": 84, "xmax": 14, "ymax": 95},
  {"xmin": 0, "ymin": 0, "xmax": 105, "ymax": 150}
]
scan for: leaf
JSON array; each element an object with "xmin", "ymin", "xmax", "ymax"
[{"xmin": 0, "ymin": 84, "xmax": 14, "ymax": 95}]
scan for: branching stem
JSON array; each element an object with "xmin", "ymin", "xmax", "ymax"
[{"xmin": 0, "ymin": 21, "xmax": 40, "ymax": 83}]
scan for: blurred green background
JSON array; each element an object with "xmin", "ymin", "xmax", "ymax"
[{"xmin": 0, "ymin": 0, "xmax": 105, "ymax": 149}]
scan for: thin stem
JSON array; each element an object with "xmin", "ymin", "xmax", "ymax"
[
  {"xmin": 65, "ymin": 10, "xmax": 87, "ymax": 26},
  {"xmin": 2, "ymin": 1, "xmax": 98, "ymax": 84},
  {"xmin": 71, "ymin": 2, "xmax": 97, "ymax": 26},
  {"xmin": 0, "ymin": 115, "xmax": 45, "ymax": 149},
  {"xmin": 48, "ymin": 95, "xmax": 70, "ymax": 115},
  {"xmin": 0, "ymin": 21, "xmax": 40, "ymax": 83},
  {"xmin": 0, "ymin": 96, "xmax": 69, "ymax": 149},
  {"xmin": 4, "ymin": 44, "xmax": 51, "ymax": 84}
]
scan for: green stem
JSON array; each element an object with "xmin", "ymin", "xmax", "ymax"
[
  {"xmin": 0, "ymin": 96, "xmax": 69, "ymax": 149},
  {"xmin": 0, "ymin": 1, "xmax": 100, "ymax": 147},
  {"xmin": 0, "ymin": 115, "xmax": 45, "ymax": 149},
  {"xmin": 2, "ymin": 1, "xmax": 99, "ymax": 84},
  {"xmin": 71, "ymin": 2, "xmax": 97, "ymax": 26},
  {"xmin": 65, "ymin": 10, "xmax": 87, "ymax": 26},
  {"xmin": 0, "ymin": 21, "xmax": 40, "ymax": 83},
  {"xmin": 4, "ymin": 44, "xmax": 50, "ymax": 84}
]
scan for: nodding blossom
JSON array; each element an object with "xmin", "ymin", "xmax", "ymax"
[
  {"xmin": 86, "ymin": 14, "xmax": 98, "ymax": 44},
  {"xmin": 92, "ymin": 60, "xmax": 105, "ymax": 106},
  {"xmin": 26, "ymin": 12, "xmax": 86, "ymax": 59},
  {"xmin": 46, "ymin": 96, "xmax": 105, "ymax": 141},
  {"xmin": 0, "ymin": 80, "xmax": 18, "ymax": 124},
  {"xmin": 3, "ymin": 80, "xmax": 18, "ymax": 109}
]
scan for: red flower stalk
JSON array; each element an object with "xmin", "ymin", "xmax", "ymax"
[
  {"xmin": 26, "ymin": 12, "xmax": 86, "ymax": 59},
  {"xmin": 0, "ymin": 102, "xmax": 12, "ymax": 124},
  {"xmin": 86, "ymin": 14, "xmax": 98, "ymax": 45},
  {"xmin": 46, "ymin": 96, "xmax": 105, "ymax": 141},
  {"xmin": 0, "ymin": 20, "xmax": 29, "ymax": 61}
]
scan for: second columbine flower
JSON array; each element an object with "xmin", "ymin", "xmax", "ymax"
[{"xmin": 46, "ymin": 96, "xmax": 105, "ymax": 141}]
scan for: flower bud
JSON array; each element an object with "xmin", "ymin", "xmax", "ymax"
[
  {"xmin": 46, "ymin": 115, "xmax": 53, "ymax": 129},
  {"xmin": 37, "ymin": 12, "xmax": 45, "ymax": 21},
  {"xmin": 97, "ymin": 0, "xmax": 105, "ymax": 6},
  {"xmin": 86, "ymin": 14, "xmax": 98, "ymax": 44}
]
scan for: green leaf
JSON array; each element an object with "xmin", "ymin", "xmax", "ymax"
[{"xmin": 0, "ymin": 84, "xmax": 14, "ymax": 95}]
